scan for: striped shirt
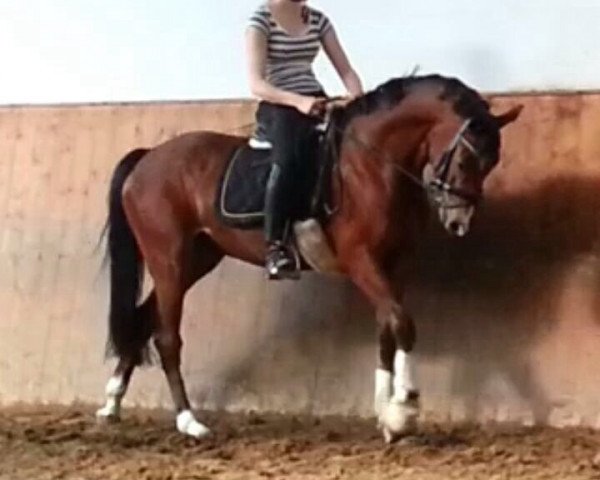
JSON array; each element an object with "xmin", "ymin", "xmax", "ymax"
[{"xmin": 248, "ymin": 3, "xmax": 333, "ymax": 95}]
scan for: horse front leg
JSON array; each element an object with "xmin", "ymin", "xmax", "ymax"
[
  {"xmin": 344, "ymin": 249, "xmax": 420, "ymax": 443},
  {"xmin": 376, "ymin": 304, "xmax": 420, "ymax": 443}
]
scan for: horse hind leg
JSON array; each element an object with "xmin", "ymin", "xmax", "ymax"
[
  {"xmin": 151, "ymin": 234, "xmax": 224, "ymax": 438},
  {"xmin": 97, "ymin": 233, "xmax": 221, "ymax": 431},
  {"xmin": 97, "ymin": 285, "xmax": 198, "ymax": 437},
  {"xmin": 96, "ymin": 358, "xmax": 135, "ymax": 423},
  {"xmin": 96, "ymin": 294, "xmax": 157, "ymax": 422}
]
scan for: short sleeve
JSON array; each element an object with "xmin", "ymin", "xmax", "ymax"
[
  {"xmin": 248, "ymin": 8, "xmax": 270, "ymax": 37},
  {"xmin": 316, "ymin": 11, "xmax": 333, "ymax": 39}
]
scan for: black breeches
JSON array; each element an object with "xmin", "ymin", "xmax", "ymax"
[{"xmin": 256, "ymin": 101, "xmax": 320, "ymax": 242}]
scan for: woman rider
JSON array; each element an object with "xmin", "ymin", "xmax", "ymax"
[{"xmin": 245, "ymin": 0, "xmax": 363, "ymax": 279}]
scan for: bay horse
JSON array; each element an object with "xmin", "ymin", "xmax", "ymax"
[{"xmin": 96, "ymin": 74, "xmax": 522, "ymax": 443}]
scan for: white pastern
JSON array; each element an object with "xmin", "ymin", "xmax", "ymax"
[
  {"xmin": 96, "ymin": 376, "xmax": 127, "ymax": 420},
  {"xmin": 176, "ymin": 410, "xmax": 211, "ymax": 439},
  {"xmin": 377, "ymin": 350, "xmax": 420, "ymax": 441}
]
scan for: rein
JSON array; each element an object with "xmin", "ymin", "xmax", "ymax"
[
  {"xmin": 226, "ymin": 98, "xmax": 485, "ymax": 214},
  {"xmin": 329, "ymin": 116, "xmax": 483, "ymax": 209}
]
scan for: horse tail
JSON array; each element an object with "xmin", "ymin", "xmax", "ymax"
[{"xmin": 104, "ymin": 148, "xmax": 152, "ymax": 365}]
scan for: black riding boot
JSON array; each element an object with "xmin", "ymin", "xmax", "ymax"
[{"xmin": 264, "ymin": 164, "xmax": 296, "ymax": 279}]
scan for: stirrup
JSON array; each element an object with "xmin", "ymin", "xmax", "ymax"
[{"xmin": 266, "ymin": 243, "xmax": 300, "ymax": 280}]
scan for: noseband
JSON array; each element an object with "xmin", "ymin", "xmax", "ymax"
[{"xmin": 427, "ymin": 118, "xmax": 483, "ymax": 209}]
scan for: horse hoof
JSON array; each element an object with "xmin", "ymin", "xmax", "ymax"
[
  {"xmin": 379, "ymin": 400, "xmax": 419, "ymax": 442},
  {"xmin": 382, "ymin": 425, "xmax": 399, "ymax": 444},
  {"xmin": 176, "ymin": 410, "xmax": 212, "ymax": 439},
  {"xmin": 182, "ymin": 422, "xmax": 212, "ymax": 439},
  {"xmin": 382, "ymin": 426, "xmax": 416, "ymax": 445},
  {"xmin": 95, "ymin": 407, "xmax": 121, "ymax": 424}
]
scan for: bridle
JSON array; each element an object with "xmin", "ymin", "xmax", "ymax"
[
  {"xmin": 426, "ymin": 118, "xmax": 484, "ymax": 209},
  {"xmin": 340, "ymin": 115, "xmax": 487, "ymax": 210}
]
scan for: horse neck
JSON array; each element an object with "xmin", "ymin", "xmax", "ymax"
[
  {"xmin": 388, "ymin": 93, "xmax": 470, "ymax": 172},
  {"xmin": 334, "ymin": 103, "xmax": 435, "ymax": 228},
  {"xmin": 349, "ymin": 97, "xmax": 445, "ymax": 179},
  {"xmin": 339, "ymin": 95, "xmax": 462, "ymax": 219}
]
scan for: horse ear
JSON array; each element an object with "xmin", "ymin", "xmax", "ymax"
[{"xmin": 493, "ymin": 104, "xmax": 524, "ymax": 129}]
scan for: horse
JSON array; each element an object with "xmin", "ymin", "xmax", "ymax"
[{"xmin": 95, "ymin": 74, "xmax": 522, "ymax": 443}]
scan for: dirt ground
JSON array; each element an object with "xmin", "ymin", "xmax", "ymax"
[{"xmin": 1, "ymin": 406, "xmax": 600, "ymax": 480}]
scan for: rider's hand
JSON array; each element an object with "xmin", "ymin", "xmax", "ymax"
[
  {"xmin": 326, "ymin": 96, "xmax": 354, "ymax": 110},
  {"xmin": 295, "ymin": 96, "xmax": 327, "ymax": 117}
]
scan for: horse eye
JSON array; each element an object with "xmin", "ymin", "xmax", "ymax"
[
  {"xmin": 459, "ymin": 156, "xmax": 478, "ymax": 173},
  {"xmin": 479, "ymin": 156, "xmax": 494, "ymax": 172},
  {"xmin": 469, "ymin": 121, "xmax": 485, "ymax": 135}
]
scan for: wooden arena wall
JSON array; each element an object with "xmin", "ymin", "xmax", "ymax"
[{"xmin": 1, "ymin": 94, "xmax": 600, "ymax": 428}]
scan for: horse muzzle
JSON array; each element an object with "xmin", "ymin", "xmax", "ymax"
[{"xmin": 439, "ymin": 204, "xmax": 475, "ymax": 237}]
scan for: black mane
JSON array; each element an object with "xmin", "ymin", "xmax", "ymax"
[
  {"xmin": 328, "ymin": 73, "xmax": 498, "ymax": 159},
  {"xmin": 340, "ymin": 74, "xmax": 490, "ymax": 127}
]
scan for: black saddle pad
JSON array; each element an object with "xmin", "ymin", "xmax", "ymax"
[
  {"xmin": 216, "ymin": 145, "xmax": 273, "ymax": 229},
  {"xmin": 216, "ymin": 131, "xmax": 334, "ymax": 230}
]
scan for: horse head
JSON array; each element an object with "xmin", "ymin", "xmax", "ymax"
[{"xmin": 421, "ymin": 101, "xmax": 523, "ymax": 236}]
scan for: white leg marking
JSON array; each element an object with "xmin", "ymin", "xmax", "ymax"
[
  {"xmin": 391, "ymin": 350, "xmax": 417, "ymax": 403},
  {"xmin": 96, "ymin": 376, "xmax": 126, "ymax": 420},
  {"xmin": 176, "ymin": 410, "xmax": 211, "ymax": 439},
  {"xmin": 374, "ymin": 368, "xmax": 393, "ymax": 416},
  {"xmin": 379, "ymin": 350, "xmax": 419, "ymax": 440}
]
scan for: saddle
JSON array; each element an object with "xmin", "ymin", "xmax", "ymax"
[
  {"xmin": 214, "ymin": 118, "xmax": 340, "ymax": 276},
  {"xmin": 215, "ymin": 119, "xmax": 333, "ymax": 230}
]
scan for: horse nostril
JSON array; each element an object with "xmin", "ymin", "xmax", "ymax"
[{"xmin": 448, "ymin": 220, "xmax": 468, "ymax": 237}]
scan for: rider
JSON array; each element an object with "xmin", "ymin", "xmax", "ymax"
[{"xmin": 245, "ymin": 0, "xmax": 363, "ymax": 279}]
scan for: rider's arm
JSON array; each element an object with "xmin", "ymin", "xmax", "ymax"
[
  {"xmin": 321, "ymin": 26, "xmax": 364, "ymax": 98},
  {"xmin": 245, "ymin": 28, "xmax": 307, "ymax": 109}
]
